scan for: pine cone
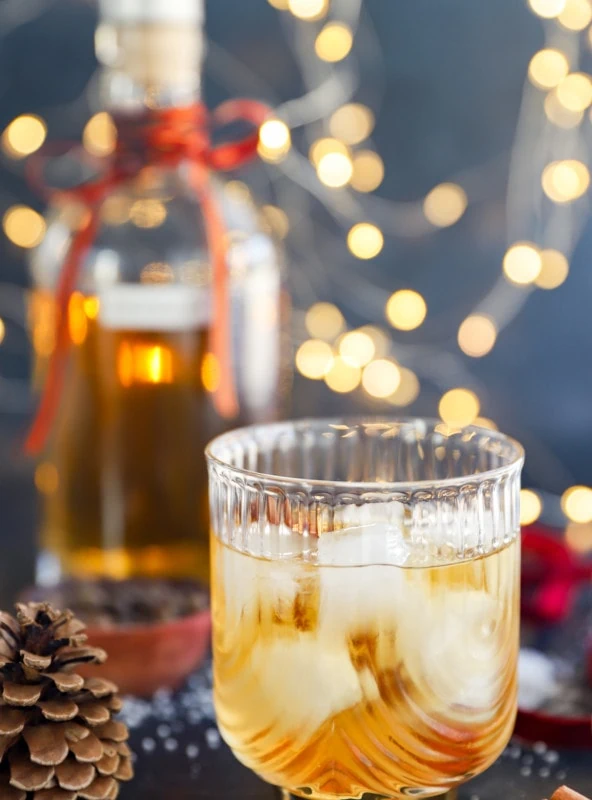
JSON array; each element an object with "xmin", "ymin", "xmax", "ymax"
[{"xmin": 0, "ymin": 603, "xmax": 133, "ymax": 800}]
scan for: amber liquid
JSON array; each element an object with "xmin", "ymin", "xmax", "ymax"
[
  {"xmin": 212, "ymin": 536, "xmax": 520, "ymax": 799},
  {"xmin": 36, "ymin": 294, "xmax": 226, "ymax": 582}
]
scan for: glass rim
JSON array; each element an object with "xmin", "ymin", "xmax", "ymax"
[{"xmin": 205, "ymin": 416, "xmax": 525, "ymax": 493}]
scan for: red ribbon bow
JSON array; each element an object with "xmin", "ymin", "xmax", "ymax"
[{"xmin": 25, "ymin": 99, "xmax": 271, "ymax": 455}]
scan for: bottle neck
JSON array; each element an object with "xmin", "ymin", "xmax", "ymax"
[{"xmin": 96, "ymin": 21, "xmax": 203, "ymax": 113}]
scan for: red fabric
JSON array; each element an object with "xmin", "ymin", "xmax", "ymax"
[{"xmin": 25, "ymin": 100, "xmax": 271, "ymax": 454}]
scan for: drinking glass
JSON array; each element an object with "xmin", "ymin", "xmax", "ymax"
[{"xmin": 206, "ymin": 418, "xmax": 524, "ymax": 800}]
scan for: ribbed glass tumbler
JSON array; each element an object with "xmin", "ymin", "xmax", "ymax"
[{"xmin": 206, "ymin": 418, "xmax": 524, "ymax": 800}]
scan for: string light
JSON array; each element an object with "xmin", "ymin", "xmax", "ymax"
[
  {"xmin": 351, "ymin": 151, "xmax": 384, "ymax": 192},
  {"xmin": 83, "ymin": 112, "xmax": 116, "ymax": 157},
  {"xmin": 2, "ymin": 114, "xmax": 47, "ymax": 159},
  {"xmin": 261, "ymin": 205, "xmax": 290, "ymax": 239},
  {"xmin": 423, "ymin": 183, "xmax": 467, "ymax": 227},
  {"xmin": 503, "ymin": 242, "xmax": 542, "ymax": 285},
  {"xmin": 329, "ymin": 104, "xmax": 375, "ymax": 145},
  {"xmin": 520, "ymin": 489, "xmax": 543, "ymax": 526},
  {"xmin": 561, "ymin": 485, "xmax": 592, "ymax": 523},
  {"xmin": 557, "ymin": 0, "xmax": 592, "ymax": 29},
  {"xmin": 542, "ymin": 160, "xmax": 590, "ymax": 203},
  {"xmin": 305, "ymin": 302, "xmax": 345, "ymax": 340},
  {"xmin": 535, "ymin": 249, "xmax": 569, "ymax": 289},
  {"xmin": 386, "ymin": 367, "xmax": 420, "ymax": 407},
  {"xmin": 296, "ymin": 339, "xmax": 334, "ymax": 379},
  {"xmin": 439, "ymin": 388, "xmax": 480, "ymax": 427},
  {"xmin": 0, "ymin": 319, "xmax": 4, "ymax": 345},
  {"xmin": 3, "ymin": 206, "xmax": 46, "ymax": 248},
  {"xmin": 129, "ymin": 199, "xmax": 167, "ymax": 228},
  {"xmin": 385, "ymin": 290, "xmax": 427, "ymax": 331},
  {"xmin": 528, "ymin": 49, "xmax": 569, "ymax": 90},
  {"xmin": 555, "ymin": 73, "xmax": 592, "ymax": 112},
  {"xmin": 339, "ymin": 330, "xmax": 375, "ymax": 367},
  {"xmin": 347, "ymin": 223, "xmax": 384, "ymax": 259},
  {"xmin": 528, "ymin": 0, "xmax": 566, "ymax": 17},
  {"xmin": 287, "ymin": 0, "xmax": 328, "ymax": 21},
  {"xmin": 362, "ymin": 359, "xmax": 401, "ymax": 398},
  {"xmin": 457, "ymin": 314, "xmax": 497, "ymax": 357},
  {"xmin": 317, "ymin": 151, "xmax": 353, "ymax": 188},
  {"xmin": 315, "ymin": 23, "xmax": 353, "ymax": 62},
  {"xmin": 258, "ymin": 119, "xmax": 291, "ymax": 162},
  {"xmin": 544, "ymin": 92, "xmax": 583, "ymax": 128},
  {"xmin": 324, "ymin": 356, "xmax": 361, "ymax": 393}
]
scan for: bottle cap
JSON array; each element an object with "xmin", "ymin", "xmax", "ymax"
[{"xmin": 99, "ymin": 0, "xmax": 204, "ymax": 24}]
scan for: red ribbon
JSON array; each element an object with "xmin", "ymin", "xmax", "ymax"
[{"xmin": 24, "ymin": 100, "xmax": 271, "ymax": 455}]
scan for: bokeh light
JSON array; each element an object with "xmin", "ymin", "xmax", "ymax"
[
  {"xmin": 34, "ymin": 463, "xmax": 59, "ymax": 496},
  {"xmin": 362, "ymin": 359, "xmax": 401, "ymax": 398},
  {"xmin": 317, "ymin": 151, "xmax": 353, "ymax": 188},
  {"xmin": 287, "ymin": 0, "xmax": 328, "ymax": 21},
  {"xmin": 339, "ymin": 330, "xmax": 375, "ymax": 367},
  {"xmin": 129, "ymin": 199, "xmax": 167, "ymax": 228},
  {"xmin": 423, "ymin": 183, "xmax": 468, "ymax": 228},
  {"xmin": 359, "ymin": 325, "xmax": 390, "ymax": 357},
  {"xmin": 261, "ymin": 205, "xmax": 290, "ymax": 239},
  {"xmin": 385, "ymin": 290, "xmax": 427, "ymax": 331},
  {"xmin": 528, "ymin": 49, "xmax": 569, "ymax": 89},
  {"xmin": 324, "ymin": 356, "xmax": 361, "ymax": 393},
  {"xmin": 520, "ymin": 489, "xmax": 543, "ymax": 526},
  {"xmin": 562, "ymin": 485, "xmax": 592, "ymax": 523},
  {"xmin": 305, "ymin": 302, "xmax": 345, "ymax": 340},
  {"xmin": 528, "ymin": 0, "xmax": 566, "ymax": 17},
  {"xmin": 544, "ymin": 92, "xmax": 583, "ymax": 128},
  {"xmin": 535, "ymin": 249, "xmax": 569, "ymax": 289},
  {"xmin": 457, "ymin": 314, "xmax": 497, "ymax": 357},
  {"xmin": 347, "ymin": 223, "xmax": 384, "ymax": 259},
  {"xmin": 474, "ymin": 416, "xmax": 498, "ymax": 431},
  {"xmin": 558, "ymin": 0, "xmax": 592, "ymax": 29},
  {"xmin": 555, "ymin": 73, "xmax": 592, "ymax": 112},
  {"xmin": 329, "ymin": 104, "xmax": 375, "ymax": 145},
  {"xmin": 0, "ymin": 319, "xmax": 5, "ymax": 345},
  {"xmin": 542, "ymin": 160, "xmax": 590, "ymax": 203},
  {"xmin": 315, "ymin": 23, "xmax": 353, "ymax": 62},
  {"xmin": 565, "ymin": 521, "xmax": 592, "ymax": 553},
  {"xmin": 296, "ymin": 339, "xmax": 334, "ymax": 379},
  {"xmin": 258, "ymin": 119, "xmax": 291, "ymax": 162},
  {"xmin": 351, "ymin": 151, "xmax": 384, "ymax": 192},
  {"xmin": 3, "ymin": 206, "xmax": 46, "ymax": 248},
  {"xmin": 503, "ymin": 242, "xmax": 542, "ymax": 285},
  {"xmin": 2, "ymin": 114, "xmax": 47, "ymax": 159},
  {"xmin": 267, "ymin": 0, "xmax": 289, "ymax": 8},
  {"xmin": 309, "ymin": 138, "xmax": 348, "ymax": 167},
  {"xmin": 83, "ymin": 112, "xmax": 116, "ymax": 157},
  {"xmin": 438, "ymin": 388, "xmax": 480, "ymax": 427},
  {"xmin": 386, "ymin": 367, "xmax": 420, "ymax": 407}
]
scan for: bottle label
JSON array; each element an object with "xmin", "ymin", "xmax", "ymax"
[{"xmin": 98, "ymin": 284, "xmax": 211, "ymax": 331}]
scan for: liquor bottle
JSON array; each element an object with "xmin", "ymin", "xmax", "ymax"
[{"xmin": 28, "ymin": 0, "xmax": 288, "ymax": 585}]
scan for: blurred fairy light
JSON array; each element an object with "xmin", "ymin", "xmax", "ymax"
[
  {"xmin": 129, "ymin": 199, "xmax": 167, "ymax": 228},
  {"xmin": 324, "ymin": 356, "xmax": 361, "ymax": 393},
  {"xmin": 557, "ymin": 0, "xmax": 592, "ymax": 29},
  {"xmin": 2, "ymin": 114, "xmax": 47, "ymax": 159},
  {"xmin": 528, "ymin": 0, "xmax": 566, "ymax": 17},
  {"xmin": 261, "ymin": 205, "xmax": 290, "ymax": 239},
  {"xmin": 561, "ymin": 485, "xmax": 592, "ymax": 523},
  {"xmin": 347, "ymin": 223, "xmax": 384, "ymax": 259},
  {"xmin": 258, "ymin": 119, "xmax": 291, "ymax": 162},
  {"xmin": 101, "ymin": 195, "xmax": 131, "ymax": 226},
  {"xmin": 34, "ymin": 462, "xmax": 59, "ymax": 496},
  {"xmin": 359, "ymin": 325, "xmax": 390, "ymax": 357},
  {"xmin": 528, "ymin": 49, "xmax": 569, "ymax": 90},
  {"xmin": 385, "ymin": 290, "xmax": 427, "ymax": 331},
  {"xmin": 305, "ymin": 302, "xmax": 345, "ymax": 340},
  {"xmin": 329, "ymin": 104, "xmax": 375, "ymax": 145},
  {"xmin": 309, "ymin": 138, "xmax": 348, "ymax": 166},
  {"xmin": 287, "ymin": 0, "xmax": 328, "ymax": 22},
  {"xmin": 315, "ymin": 23, "xmax": 353, "ymax": 63},
  {"xmin": 317, "ymin": 151, "xmax": 353, "ymax": 188},
  {"xmin": 296, "ymin": 339, "xmax": 334, "ymax": 379},
  {"xmin": 565, "ymin": 521, "xmax": 592, "ymax": 553},
  {"xmin": 474, "ymin": 416, "xmax": 498, "ymax": 431},
  {"xmin": 267, "ymin": 0, "xmax": 289, "ymax": 8},
  {"xmin": 542, "ymin": 160, "xmax": 590, "ymax": 203},
  {"xmin": 386, "ymin": 367, "xmax": 420, "ymax": 407},
  {"xmin": 555, "ymin": 73, "xmax": 592, "ymax": 112},
  {"xmin": 362, "ymin": 359, "xmax": 401, "ymax": 399},
  {"xmin": 457, "ymin": 314, "xmax": 497, "ymax": 358},
  {"xmin": 83, "ymin": 112, "xmax": 116, "ymax": 157},
  {"xmin": 520, "ymin": 489, "xmax": 543, "ymax": 526},
  {"xmin": 535, "ymin": 249, "xmax": 569, "ymax": 289},
  {"xmin": 0, "ymin": 318, "xmax": 5, "ymax": 345},
  {"xmin": 3, "ymin": 206, "xmax": 46, "ymax": 248},
  {"xmin": 544, "ymin": 92, "xmax": 583, "ymax": 128},
  {"xmin": 423, "ymin": 183, "xmax": 467, "ymax": 227},
  {"xmin": 503, "ymin": 242, "xmax": 542, "ymax": 285},
  {"xmin": 338, "ymin": 330, "xmax": 375, "ymax": 367},
  {"xmin": 438, "ymin": 388, "xmax": 480, "ymax": 428},
  {"xmin": 351, "ymin": 151, "xmax": 384, "ymax": 192}
]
